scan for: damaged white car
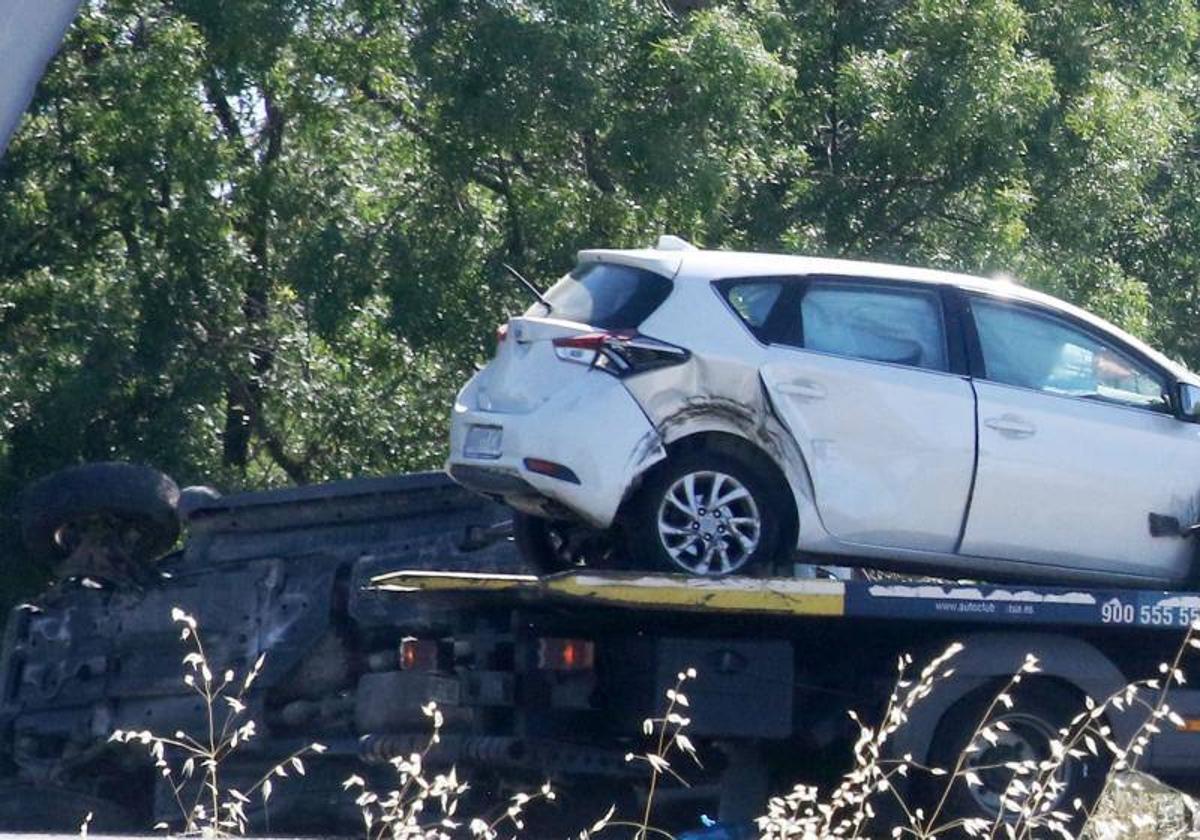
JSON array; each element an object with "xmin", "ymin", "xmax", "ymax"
[{"xmin": 448, "ymin": 237, "xmax": 1200, "ymax": 587}]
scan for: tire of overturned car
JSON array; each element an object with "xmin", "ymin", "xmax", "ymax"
[{"xmin": 19, "ymin": 461, "xmax": 182, "ymax": 565}]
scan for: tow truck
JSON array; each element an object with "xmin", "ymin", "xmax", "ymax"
[{"xmin": 2, "ymin": 463, "xmax": 1199, "ymax": 833}]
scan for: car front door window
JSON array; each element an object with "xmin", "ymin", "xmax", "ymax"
[{"xmin": 971, "ymin": 298, "xmax": 1170, "ymax": 411}]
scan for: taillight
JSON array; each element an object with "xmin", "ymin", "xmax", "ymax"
[
  {"xmin": 399, "ymin": 638, "xmax": 445, "ymax": 671},
  {"xmin": 537, "ymin": 638, "xmax": 595, "ymax": 671},
  {"xmin": 496, "ymin": 323, "xmax": 509, "ymax": 347},
  {"xmin": 551, "ymin": 331, "xmax": 689, "ymax": 376}
]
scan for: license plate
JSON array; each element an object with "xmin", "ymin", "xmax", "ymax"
[{"xmin": 464, "ymin": 424, "xmax": 503, "ymax": 459}]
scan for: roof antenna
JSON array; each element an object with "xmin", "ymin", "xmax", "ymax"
[{"xmin": 501, "ymin": 263, "xmax": 552, "ymax": 313}]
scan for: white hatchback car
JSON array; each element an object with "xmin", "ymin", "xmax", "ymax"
[{"xmin": 448, "ymin": 237, "xmax": 1200, "ymax": 586}]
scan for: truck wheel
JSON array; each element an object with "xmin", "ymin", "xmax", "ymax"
[
  {"xmin": 625, "ymin": 450, "xmax": 784, "ymax": 576},
  {"xmin": 513, "ymin": 511, "xmax": 623, "ymax": 572},
  {"xmin": 20, "ymin": 462, "xmax": 181, "ymax": 565},
  {"xmin": 921, "ymin": 683, "xmax": 1108, "ymax": 836}
]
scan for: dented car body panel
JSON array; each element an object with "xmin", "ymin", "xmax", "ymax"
[{"xmin": 451, "ymin": 361, "xmax": 662, "ymax": 528}]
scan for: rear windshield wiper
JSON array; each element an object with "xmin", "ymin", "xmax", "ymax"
[{"xmin": 502, "ymin": 263, "xmax": 552, "ymax": 314}]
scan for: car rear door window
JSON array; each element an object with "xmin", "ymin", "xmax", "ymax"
[
  {"xmin": 797, "ymin": 281, "xmax": 949, "ymax": 372},
  {"xmin": 970, "ymin": 298, "xmax": 1170, "ymax": 411},
  {"xmin": 532, "ymin": 263, "xmax": 672, "ymax": 330}
]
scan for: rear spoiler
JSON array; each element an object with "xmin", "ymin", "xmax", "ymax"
[{"xmin": 576, "ymin": 248, "xmax": 686, "ymax": 279}]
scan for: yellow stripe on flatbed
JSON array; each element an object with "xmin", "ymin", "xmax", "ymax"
[{"xmin": 371, "ymin": 569, "xmax": 846, "ymax": 617}]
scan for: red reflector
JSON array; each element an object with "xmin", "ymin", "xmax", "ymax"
[
  {"xmin": 399, "ymin": 638, "xmax": 441, "ymax": 671},
  {"xmin": 523, "ymin": 458, "xmax": 581, "ymax": 484},
  {"xmin": 537, "ymin": 638, "xmax": 595, "ymax": 671}
]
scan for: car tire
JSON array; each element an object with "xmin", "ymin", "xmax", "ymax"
[
  {"xmin": 625, "ymin": 449, "xmax": 786, "ymax": 576},
  {"xmin": 919, "ymin": 682, "xmax": 1108, "ymax": 837},
  {"xmin": 19, "ymin": 462, "xmax": 181, "ymax": 565}
]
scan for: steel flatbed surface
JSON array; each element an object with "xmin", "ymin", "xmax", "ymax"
[{"xmin": 371, "ymin": 568, "xmax": 1200, "ymax": 631}]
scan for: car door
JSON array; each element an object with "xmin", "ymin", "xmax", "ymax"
[
  {"xmin": 960, "ymin": 294, "xmax": 1200, "ymax": 582},
  {"xmin": 760, "ymin": 277, "xmax": 976, "ymax": 552}
]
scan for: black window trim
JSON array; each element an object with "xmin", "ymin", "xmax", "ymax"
[
  {"xmin": 960, "ymin": 288, "xmax": 1177, "ymax": 416},
  {"xmin": 711, "ymin": 275, "xmax": 795, "ymax": 345}
]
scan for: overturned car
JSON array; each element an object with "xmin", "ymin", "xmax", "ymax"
[{"xmin": 0, "ymin": 463, "xmax": 527, "ymax": 831}]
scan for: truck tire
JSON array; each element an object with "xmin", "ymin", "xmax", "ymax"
[
  {"xmin": 920, "ymin": 682, "xmax": 1108, "ymax": 837},
  {"xmin": 624, "ymin": 450, "xmax": 785, "ymax": 576},
  {"xmin": 20, "ymin": 462, "xmax": 181, "ymax": 565}
]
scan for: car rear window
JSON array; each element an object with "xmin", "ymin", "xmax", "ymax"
[{"xmin": 531, "ymin": 263, "xmax": 673, "ymax": 329}]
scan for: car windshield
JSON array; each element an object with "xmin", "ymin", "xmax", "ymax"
[{"xmin": 531, "ymin": 263, "xmax": 672, "ymax": 330}]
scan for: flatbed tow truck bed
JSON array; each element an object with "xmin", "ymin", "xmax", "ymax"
[
  {"xmin": 367, "ymin": 567, "xmax": 1200, "ymax": 828},
  {"xmin": 373, "ymin": 567, "xmax": 1200, "ymax": 631}
]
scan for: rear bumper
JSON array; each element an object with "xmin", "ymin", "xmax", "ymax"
[{"xmin": 446, "ymin": 370, "xmax": 663, "ymax": 528}]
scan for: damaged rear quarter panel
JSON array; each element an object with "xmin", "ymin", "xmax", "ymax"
[{"xmin": 622, "ymin": 353, "xmax": 824, "ymax": 542}]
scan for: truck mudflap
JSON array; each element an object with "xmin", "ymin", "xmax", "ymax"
[{"xmin": 372, "ymin": 568, "xmax": 1200, "ymax": 631}]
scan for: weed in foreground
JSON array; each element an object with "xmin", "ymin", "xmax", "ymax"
[
  {"xmin": 761, "ymin": 622, "xmax": 1200, "ymax": 840},
  {"xmin": 109, "ymin": 608, "xmax": 326, "ymax": 836},
  {"xmin": 105, "ymin": 610, "xmax": 1200, "ymax": 840},
  {"xmin": 344, "ymin": 701, "xmax": 553, "ymax": 840}
]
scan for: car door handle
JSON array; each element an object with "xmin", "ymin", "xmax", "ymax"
[
  {"xmin": 777, "ymin": 380, "xmax": 826, "ymax": 400},
  {"xmin": 984, "ymin": 415, "xmax": 1036, "ymax": 438}
]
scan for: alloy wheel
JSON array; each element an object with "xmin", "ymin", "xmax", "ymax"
[{"xmin": 655, "ymin": 470, "xmax": 761, "ymax": 575}]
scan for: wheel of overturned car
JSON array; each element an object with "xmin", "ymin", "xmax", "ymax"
[
  {"xmin": 513, "ymin": 511, "xmax": 623, "ymax": 572},
  {"xmin": 20, "ymin": 462, "xmax": 181, "ymax": 566},
  {"xmin": 920, "ymin": 682, "xmax": 1109, "ymax": 837},
  {"xmin": 626, "ymin": 449, "xmax": 785, "ymax": 576}
]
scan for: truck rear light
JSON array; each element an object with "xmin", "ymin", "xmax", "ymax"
[
  {"xmin": 399, "ymin": 638, "xmax": 444, "ymax": 671},
  {"xmin": 537, "ymin": 638, "xmax": 595, "ymax": 671},
  {"xmin": 552, "ymin": 331, "xmax": 688, "ymax": 376},
  {"xmin": 523, "ymin": 458, "xmax": 581, "ymax": 484}
]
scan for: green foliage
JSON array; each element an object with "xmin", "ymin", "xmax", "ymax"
[{"xmin": 5, "ymin": 0, "xmax": 1200, "ymax": 598}]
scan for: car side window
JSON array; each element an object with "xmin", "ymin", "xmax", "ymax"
[
  {"xmin": 725, "ymin": 281, "xmax": 783, "ymax": 329},
  {"xmin": 796, "ymin": 281, "xmax": 949, "ymax": 372},
  {"xmin": 971, "ymin": 298, "xmax": 1171, "ymax": 411}
]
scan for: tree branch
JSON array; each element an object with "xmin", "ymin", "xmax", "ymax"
[{"xmin": 203, "ymin": 68, "xmax": 245, "ymax": 148}]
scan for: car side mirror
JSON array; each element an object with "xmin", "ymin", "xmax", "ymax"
[{"xmin": 1178, "ymin": 382, "xmax": 1200, "ymax": 421}]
